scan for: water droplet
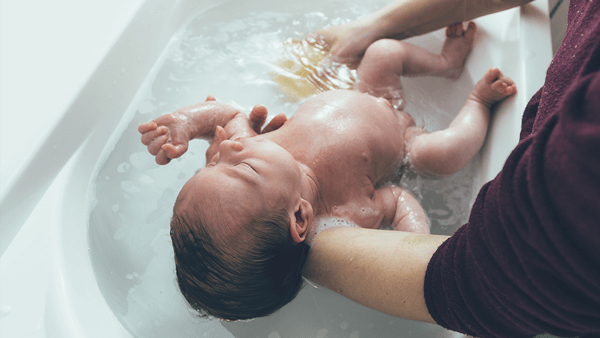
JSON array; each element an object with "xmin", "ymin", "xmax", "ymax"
[{"xmin": 340, "ymin": 321, "xmax": 349, "ymax": 330}]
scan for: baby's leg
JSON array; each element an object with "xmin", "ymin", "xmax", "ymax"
[
  {"xmin": 409, "ymin": 68, "xmax": 516, "ymax": 176},
  {"xmin": 356, "ymin": 22, "xmax": 476, "ymax": 89}
]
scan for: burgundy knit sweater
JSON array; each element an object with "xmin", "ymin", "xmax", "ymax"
[{"xmin": 424, "ymin": 1, "xmax": 600, "ymax": 337}]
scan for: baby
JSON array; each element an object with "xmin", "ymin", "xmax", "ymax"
[{"xmin": 138, "ymin": 22, "xmax": 516, "ymax": 320}]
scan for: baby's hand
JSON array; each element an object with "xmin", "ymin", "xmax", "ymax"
[{"xmin": 138, "ymin": 113, "xmax": 191, "ymax": 165}]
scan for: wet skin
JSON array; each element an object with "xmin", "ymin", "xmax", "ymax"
[
  {"xmin": 140, "ymin": 22, "xmax": 516, "ymax": 239},
  {"xmin": 177, "ymin": 89, "xmax": 421, "ymax": 236}
]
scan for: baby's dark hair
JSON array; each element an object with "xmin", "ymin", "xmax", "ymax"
[{"xmin": 170, "ymin": 206, "xmax": 310, "ymax": 320}]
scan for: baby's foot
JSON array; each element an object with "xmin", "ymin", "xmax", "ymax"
[
  {"xmin": 470, "ymin": 67, "xmax": 517, "ymax": 108},
  {"xmin": 440, "ymin": 22, "xmax": 476, "ymax": 79}
]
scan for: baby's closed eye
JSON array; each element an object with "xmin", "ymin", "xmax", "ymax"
[{"xmin": 239, "ymin": 162, "xmax": 258, "ymax": 173}]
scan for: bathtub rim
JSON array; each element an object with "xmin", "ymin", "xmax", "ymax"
[{"xmin": 0, "ymin": 0, "xmax": 552, "ymax": 337}]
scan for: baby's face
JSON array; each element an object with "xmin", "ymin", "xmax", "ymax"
[{"xmin": 176, "ymin": 137, "xmax": 304, "ymax": 235}]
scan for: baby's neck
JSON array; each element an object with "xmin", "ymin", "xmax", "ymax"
[
  {"xmin": 297, "ymin": 161, "xmax": 320, "ymax": 208},
  {"xmin": 295, "ymin": 160, "xmax": 329, "ymax": 245}
]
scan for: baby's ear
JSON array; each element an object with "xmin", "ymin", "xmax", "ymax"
[{"xmin": 289, "ymin": 199, "xmax": 313, "ymax": 243}]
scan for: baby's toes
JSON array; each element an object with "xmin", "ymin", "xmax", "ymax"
[
  {"xmin": 446, "ymin": 22, "xmax": 464, "ymax": 37},
  {"xmin": 482, "ymin": 67, "xmax": 503, "ymax": 85},
  {"xmin": 463, "ymin": 22, "xmax": 476, "ymax": 42},
  {"xmin": 491, "ymin": 78, "xmax": 517, "ymax": 97}
]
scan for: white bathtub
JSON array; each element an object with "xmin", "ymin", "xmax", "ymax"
[{"xmin": 0, "ymin": 0, "xmax": 552, "ymax": 337}]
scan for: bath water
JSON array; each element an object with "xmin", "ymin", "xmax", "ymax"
[{"xmin": 88, "ymin": 0, "xmax": 476, "ymax": 337}]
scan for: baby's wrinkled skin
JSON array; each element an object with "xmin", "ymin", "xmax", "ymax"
[{"xmin": 139, "ymin": 22, "xmax": 516, "ymax": 244}]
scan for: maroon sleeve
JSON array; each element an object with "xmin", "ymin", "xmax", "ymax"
[{"xmin": 424, "ymin": 70, "xmax": 600, "ymax": 337}]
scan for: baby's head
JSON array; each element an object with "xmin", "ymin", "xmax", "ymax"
[{"xmin": 170, "ymin": 137, "xmax": 313, "ymax": 320}]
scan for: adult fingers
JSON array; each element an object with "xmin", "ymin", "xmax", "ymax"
[
  {"xmin": 249, "ymin": 104, "xmax": 268, "ymax": 134},
  {"xmin": 262, "ymin": 113, "xmax": 287, "ymax": 134}
]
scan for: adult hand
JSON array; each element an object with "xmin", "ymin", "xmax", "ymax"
[
  {"xmin": 248, "ymin": 104, "xmax": 288, "ymax": 134},
  {"xmin": 314, "ymin": 17, "xmax": 379, "ymax": 66}
]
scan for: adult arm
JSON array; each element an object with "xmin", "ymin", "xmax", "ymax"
[
  {"xmin": 302, "ymin": 226, "xmax": 448, "ymax": 323},
  {"xmin": 317, "ymin": 0, "xmax": 533, "ymax": 63},
  {"xmin": 303, "ymin": 70, "xmax": 600, "ymax": 337}
]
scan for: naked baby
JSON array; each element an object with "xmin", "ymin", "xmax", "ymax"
[{"xmin": 138, "ymin": 22, "xmax": 516, "ymax": 320}]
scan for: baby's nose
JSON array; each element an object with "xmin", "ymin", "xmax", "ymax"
[{"xmin": 219, "ymin": 140, "xmax": 244, "ymax": 156}]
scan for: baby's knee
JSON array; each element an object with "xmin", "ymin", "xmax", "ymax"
[
  {"xmin": 359, "ymin": 39, "xmax": 407, "ymax": 86},
  {"xmin": 363, "ymin": 39, "xmax": 407, "ymax": 63}
]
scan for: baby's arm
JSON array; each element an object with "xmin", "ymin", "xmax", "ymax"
[
  {"xmin": 138, "ymin": 96, "xmax": 272, "ymax": 164},
  {"xmin": 375, "ymin": 186, "xmax": 430, "ymax": 234},
  {"xmin": 408, "ymin": 68, "xmax": 516, "ymax": 176}
]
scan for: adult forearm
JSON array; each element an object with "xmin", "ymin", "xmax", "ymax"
[
  {"xmin": 364, "ymin": 0, "xmax": 533, "ymax": 40},
  {"xmin": 302, "ymin": 227, "xmax": 449, "ymax": 323}
]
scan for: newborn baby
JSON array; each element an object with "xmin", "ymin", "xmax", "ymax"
[{"xmin": 138, "ymin": 22, "xmax": 516, "ymax": 320}]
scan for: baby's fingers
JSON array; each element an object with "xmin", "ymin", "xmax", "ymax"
[
  {"xmin": 155, "ymin": 149, "xmax": 171, "ymax": 165},
  {"xmin": 162, "ymin": 143, "xmax": 188, "ymax": 160},
  {"xmin": 138, "ymin": 121, "xmax": 157, "ymax": 134},
  {"xmin": 147, "ymin": 134, "xmax": 169, "ymax": 155},
  {"xmin": 141, "ymin": 126, "xmax": 168, "ymax": 145}
]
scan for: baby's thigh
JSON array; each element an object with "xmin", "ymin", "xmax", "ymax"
[{"xmin": 357, "ymin": 39, "xmax": 410, "ymax": 93}]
